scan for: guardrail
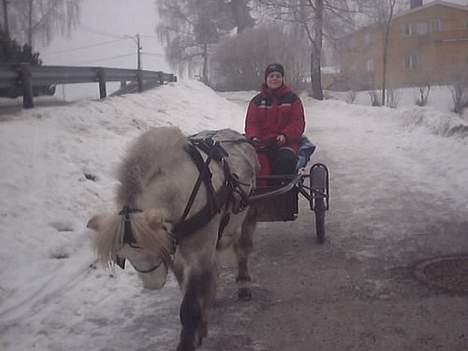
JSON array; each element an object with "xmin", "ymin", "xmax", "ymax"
[{"xmin": 0, "ymin": 63, "xmax": 177, "ymax": 108}]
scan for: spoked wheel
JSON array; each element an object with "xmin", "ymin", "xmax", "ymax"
[{"xmin": 309, "ymin": 164, "xmax": 329, "ymax": 244}]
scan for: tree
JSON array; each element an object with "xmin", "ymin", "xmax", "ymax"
[
  {"xmin": 211, "ymin": 23, "xmax": 308, "ymax": 91},
  {"xmin": 0, "ymin": 29, "xmax": 41, "ymax": 64},
  {"xmin": 229, "ymin": 0, "xmax": 256, "ymax": 33},
  {"xmin": 2, "ymin": 0, "xmax": 82, "ymax": 46},
  {"xmin": 371, "ymin": 0, "xmax": 398, "ymax": 106},
  {"xmin": 2, "ymin": 0, "xmax": 9, "ymax": 37},
  {"xmin": 256, "ymin": 0, "xmax": 370, "ymax": 100},
  {"xmin": 156, "ymin": 0, "xmax": 254, "ymax": 84}
]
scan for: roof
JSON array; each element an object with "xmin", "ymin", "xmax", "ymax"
[{"xmin": 394, "ymin": 1, "xmax": 468, "ymax": 19}]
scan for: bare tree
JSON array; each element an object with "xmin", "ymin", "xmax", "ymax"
[
  {"xmin": 229, "ymin": 0, "xmax": 255, "ymax": 33},
  {"xmin": 378, "ymin": 0, "xmax": 397, "ymax": 106},
  {"xmin": 1, "ymin": 0, "xmax": 8, "ymax": 36},
  {"xmin": 415, "ymin": 84, "xmax": 431, "ymax": 106},
  {"xmin": 156, "ymin": 0, "xmax": 254, "ymax": 84},
  {"xmin": 256, "ymin": 0, "xmax": 371, "ymax": 100},
  {"xmin": 6, "ymin": 0, "xmax": 81, "ymax": 46}
]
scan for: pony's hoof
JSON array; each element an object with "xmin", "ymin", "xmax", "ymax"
[{"xmin": 238, "ymin": 287, "xmax": 252, "ymax": 301}]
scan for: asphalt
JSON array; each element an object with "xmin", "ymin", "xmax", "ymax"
[{"xmin": 198, "ymin": 93, "xmax": 468, "ymax": 351}]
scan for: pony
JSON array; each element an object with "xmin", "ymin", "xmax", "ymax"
[{"xmin": 87, "ymin": 127, "xmax": 259, "ymax": 351}]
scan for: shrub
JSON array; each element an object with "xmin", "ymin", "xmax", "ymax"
[
  {"xmin": 0, "ymin": 30, "xmax": 42, "ymax": 65},
  {"xmin": 415, "ymin": 84, "xmax": 431, "ymax": 107},
  {"xmin": 449, "ymin": 80, "xmax": 468, "ymax": 115}
]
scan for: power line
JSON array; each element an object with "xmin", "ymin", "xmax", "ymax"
[
  {"xmin": 46, "ymin": 38, "xmax": 131, "ymax": 55},
  {"xmin": 79, "ymin": 23, "xmax": 158, "ymax": 41},
  {"xmin": 79, "ymin": 23, "xmax": 130, "ymax": 39},
  {"xmin": 73, "ymin": 53, "xmax": 135, "ymax": 65},
  {"xmin": 140, "ymin": 34, "xmax": 160, "ymax": 39},
  {"xmin": 141, "ymin": 52, "xmax": 165, "ymax": 57}
]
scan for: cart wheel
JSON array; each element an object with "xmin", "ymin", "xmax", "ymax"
[
  {"xmin": 310, "ymin": 164, "xmax": 328, "ymax": 244},
  {"xmin": 314, "ymin": 199, "xmax": 326, "ymax": 244}
]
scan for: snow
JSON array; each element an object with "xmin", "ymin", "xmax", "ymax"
[
  {"xmin": 1, "ymin": 80, "xmax": 467, "ymax": 350},
  {"xmin": 327, "ymin": 85, "xmax": 468, "ymax": 117}
]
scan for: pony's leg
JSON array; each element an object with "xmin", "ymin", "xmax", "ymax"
[
  {"xmin": 173, "ymin": 256, "xmax": 185, "ymax": 287},
  {"xmin": 234, "ymin": 208, "xmax": 257, "ymax": 301},
  {"xmin": 177, "ymin": 268, "xmax": 215, "ymax": 351}
]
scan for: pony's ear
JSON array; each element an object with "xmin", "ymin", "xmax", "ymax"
[{"xmin": 87, "ymin": 214, "xmax": 111, "ymax": 232}]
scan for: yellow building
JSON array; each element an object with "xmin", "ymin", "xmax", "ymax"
[{"xmin": 336, "ymin": 0, "xmax": 468, "ymax": 90}]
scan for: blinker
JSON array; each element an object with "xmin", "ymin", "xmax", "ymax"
[{"xmin": 115, "ymin": 256, "xmax": 126, "ymax": 269}]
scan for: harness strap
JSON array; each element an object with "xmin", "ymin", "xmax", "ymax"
[
  {"xmin": 174, "ymin": 140, "xmax": 232, "ymax": 241},
  {"xmin": 173, "ymin": 185, "xmax": 230, "ymax": 241},
  {"xmin": 118, "ymin": 206, "xmax": 143, "ymax": 244},
  {"xmin": 180, "ymin": 143, "xmax": 219, "ymax": 222}
]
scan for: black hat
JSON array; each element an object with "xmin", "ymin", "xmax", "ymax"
[{"xmin": 264, "ymin": 63, "xmax": 285, "ymax": 81}]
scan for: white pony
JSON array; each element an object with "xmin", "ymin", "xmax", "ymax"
[{"xmin": 87, "ymin": 127, "xmax": 258, "ymax": 351}]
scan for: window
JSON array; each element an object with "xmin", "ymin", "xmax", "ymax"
[
  {"xmin": 366, "ymin": 59, "xmax": 374, "ymax": 72},
  {"xmin": 401, "ymin": 23, "xmax": 412, "ymax": 36},
  {"xmin": 416, "ymin": 22, "xmax": 428, "ymax": 35},
  {"xmin": 402, "ymin": 22, "xmax": 430, "ymax": 36},
  {"xmin": 465, "ymin": 19, "xmax": 468, "ymax": 30},
  {"xmin": 405, "ymin": 55, "xmax": 417, "ymax": 70},
  {"xmin": 429, "ymin": 19, "xmax": 442, "ymax": 32}
]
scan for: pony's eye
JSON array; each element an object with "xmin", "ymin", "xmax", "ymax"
[{"xmin": 129, "ymin": 242, "xmax": 140, "ymax": 249}]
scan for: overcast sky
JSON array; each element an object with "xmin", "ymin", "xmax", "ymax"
[{"xmin": 39, "ymin": 0, "xmax": 170, "ymax": 72}]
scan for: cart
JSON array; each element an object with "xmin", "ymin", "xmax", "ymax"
[{"xmin": 249, "ymin": 163, "xmax": 330, "ymax": 243}]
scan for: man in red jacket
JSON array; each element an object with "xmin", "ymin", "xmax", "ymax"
[{"xmin": 245, "ymin": 63, "xmax": 305, "ymax": 182}]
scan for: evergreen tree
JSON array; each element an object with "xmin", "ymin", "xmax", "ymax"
[{"xmin": 0, "ymin": 30, "xmax": 41, "ymax": 65}]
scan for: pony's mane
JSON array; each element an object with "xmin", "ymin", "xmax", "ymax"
[
  {"xmin": 94, "ymin": 210, "xmax": 172, "ymax": 268},
  {"xmin": 93, "ymin": 215, "xmax": 124, "ymax": 268},
  {"xmin": 116, "ymin": 127, "xmax": 187, "ymax": 206}
]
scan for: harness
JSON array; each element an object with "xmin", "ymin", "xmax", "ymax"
[
  {"xmin": 118, "ymin": 136, "xmax": 251, "ymax": 270},
  {"xmin": 173, "ymin": 137, "xmax": 250, "ymax": 242}
]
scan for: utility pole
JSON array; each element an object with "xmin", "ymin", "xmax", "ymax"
[
  {"xmin": 137, "ymin": 33, "xmax": 142, "ymax": 70},
  {"xmin": 136, "ymin": 33, "xmax": 143, "ymax": 92},
  {"xmin": 2, "ymin": 0, "xmax": 9, "ymax": 37}
]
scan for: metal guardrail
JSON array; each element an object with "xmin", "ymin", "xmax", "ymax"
[{"xmin": 0, "ymin": 63, "xmax": 177, "ymax": 108}]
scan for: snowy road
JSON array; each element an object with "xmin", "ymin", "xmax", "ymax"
[{"xmin": 1, "ymin": 82, "xmax": 467, "ymax": 350}]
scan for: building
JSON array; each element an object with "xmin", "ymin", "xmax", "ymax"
[{"xmin": 335, "ymin": 0, "xmax": 468, "ymax": 90}]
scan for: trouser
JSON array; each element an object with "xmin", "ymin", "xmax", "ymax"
[{"xmin": 257, "ymin": 147, "xmax": 297, "ymax": 186}]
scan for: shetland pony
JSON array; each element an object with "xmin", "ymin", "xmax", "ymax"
[{"xmin": 87, "ymin": 127, "xmax": 258, "ymax": 351}]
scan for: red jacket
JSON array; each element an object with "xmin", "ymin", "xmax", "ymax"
[{"xmin": 245, "ymin": 84, "xmax": 305, "ymax": 153}]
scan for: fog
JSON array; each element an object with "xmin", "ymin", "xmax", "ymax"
[{"xmin": 38, "ymin": 0, "xmax": 170, "ymax": 72}]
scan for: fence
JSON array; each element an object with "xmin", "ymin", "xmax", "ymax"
[{"xmin": 0, "ymin": 63, "xmax": 177, "ymax": 108}]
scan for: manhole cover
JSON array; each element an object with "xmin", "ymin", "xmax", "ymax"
[{"xmin": 414, "ymin": 255, "xmax": 468, "ymax": 294}]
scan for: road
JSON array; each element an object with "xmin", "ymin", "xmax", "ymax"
[{"xmin": 198, "ymin": 95, "xmax": 468, "ymax": 351}]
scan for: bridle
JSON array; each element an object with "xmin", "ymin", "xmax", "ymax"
[{"xmin": 116, "ymin": 206, "xmax": 168, "ymax": 274}]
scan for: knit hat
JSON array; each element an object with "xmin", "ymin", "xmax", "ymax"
[{"xmin": 264, "ymin": 63, "xmax": 285, "ymax": 82}]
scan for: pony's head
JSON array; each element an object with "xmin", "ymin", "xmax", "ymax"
[{"xmin": 87, "ymin": 208, "xmax": 173, "ymax": 290}]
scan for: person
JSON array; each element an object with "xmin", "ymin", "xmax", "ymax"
[{"xmin": 245, "ymin": 63, "xmax": 306, "ymax": 182}]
